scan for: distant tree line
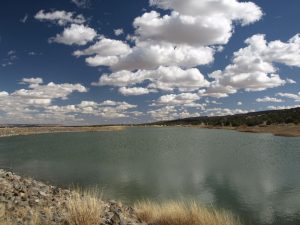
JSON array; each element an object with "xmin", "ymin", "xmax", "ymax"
[{"xmin": 151, "ymin": 107, "xmax": 300, "ymax": 127}]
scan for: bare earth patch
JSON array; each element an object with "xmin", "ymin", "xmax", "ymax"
[
  {"xmin": 174, "ymin": 124, "xmax": 300, "ymax": 137},
  {"xmin": 235, "ymin": 124, "xmax": 300, "ymax": 137},
  {"xmin": 0, "ymin": 126, "xmax": 127, "ymax": 138}
]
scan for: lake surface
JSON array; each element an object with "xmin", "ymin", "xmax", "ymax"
[{"xmin": 1, "ymin": 127, "xmax": 300, "ymax": 225}]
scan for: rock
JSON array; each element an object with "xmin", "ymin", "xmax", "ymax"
[
  {"xmin": 53, "ymin": 187, "xmax": 60, "ymax": 195},
  {"xmin": 111, "ymin": 212, "xmax": 122, "ymax": 225},
  {"xmin": 0, "ymin": 196, "xmax": 6, "ymax": 202},
  {"xmin": 39, "ymin": 191, "xmax": 47, "ymax": 197},
  {"xmin": 106, "ymin": 211, "xmax": 114, "ymax": 220}
]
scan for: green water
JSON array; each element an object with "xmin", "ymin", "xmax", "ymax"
[{"xmin": 0, "ymin": 127, "xmax": 300, "ymax": 225}]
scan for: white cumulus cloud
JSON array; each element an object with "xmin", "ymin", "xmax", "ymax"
[
  {"xmin": 135, "ymin": 0, "xmax": 262, "ymax": 46},
  {"xmin": 277, "ymin": 92, "xmax": 300, "ymax": 102},
  {"xmin": 35, "ymin": 10, "xmax": 86, "ymax": 26},
  {"xmin": 114, "ymin": 29, "xmax": 124, "ymax": 36},
  {"xmin": 82, "ymin": 41, "xmax": 214, "ymax": 70},
  {"xmin": 74, "ymin": 37, "xmax": 131, "ymax": 57},
  {"xmin": 0, "ymin": 79, "xmax": 88, "ymax": 124},
  {"xmin": 118, "ymin": 87, "xmax": 152, "ymax": 96},
  {"xmin": 50, "ymin": 24, "xmax": 97, "ymax": 46},
  {"xmin": 256, "ymin": 97, "xmax": 284, "ymax": 103},
  {"xmin": 205, "ymin": 108, "xmax": 249, "ymax": 116},
  {"xmin": 149, "ymin": 0, "xmax": 263, "ymax": 25},
  {"xmin": 202, "ymin": 34, "xmax": 300, "ymax": 98},
  {"xmin": 94, "ymin": 66, "xmax": 210, "ymax": 92},
  {"xmin": 156, "ymin": 93, "xmax": 200, "ymax": 106}
]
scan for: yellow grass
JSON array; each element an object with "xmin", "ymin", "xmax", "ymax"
[
  {"xmin": 64, "ymin": 190, "xmax": 104, "ymax": 225},
  {"xmin": 3, "ymin": 189, "xmax": 104, "ymax": 225},
  {"xmin": 134, "ymin": 201, "xmax": 242, "ymax": 225},
  {"xmin": 3, "ymin": 206, "xmax": 55, "ymax": 225},
  {"xmin": 1, "ymin": 221, "xmax": 13, "ymax": 225},
  {"xmin": 30, "ymin": 211, "xmax": 41, "ymax": 225},
  {"xmin": 3, "ymin": 186, "xmax": 242, "ymax": 225}
]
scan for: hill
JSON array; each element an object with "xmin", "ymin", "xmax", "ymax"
[{"xmin": 150, "ymin": 107, "xmax": 300, "ymax": 127}]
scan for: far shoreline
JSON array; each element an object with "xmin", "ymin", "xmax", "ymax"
[
  {"xmin": 140, "ymin": 124, "xmax": 300, "ymax": 137},
  {"xmin": 0, "ymin": 125, "xmax": 127, "ymax": 138},
  {"xmin": 175, "ymin": 124, "xmax": 300, "ymax": 137},
  {"xmin": 1, "ymin": 124, "xmax": 300, "ymax": 138}
]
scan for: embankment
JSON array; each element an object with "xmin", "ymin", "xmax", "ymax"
[{"xmin": 0, "ymin": 169, "xmax": 241, "ymax": 225}]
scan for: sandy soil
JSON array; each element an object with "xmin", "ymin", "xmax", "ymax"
[
  {"xmin": 0, "ymin": 126, "xmax": 127, "ymax": 138},
  {"xmin": 180, "ymin": 124, "xmax": 300, "ymax": 137},
  {"xmin": 235, "ymin": 124, "xmax": 300, "ymax": 137}
]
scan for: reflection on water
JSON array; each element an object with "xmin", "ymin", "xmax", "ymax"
[{"xmin": 0, "ymin": 127, "xmax": 300, "ymax": 225}]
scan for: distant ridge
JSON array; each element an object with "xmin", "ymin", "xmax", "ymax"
[
  {"xmin": 2, "ymin": 108, "xmax": 300, "ymax": 128},
  {"xmin": 149, "ymin": 107, "xmax": 300, "ymax": 127}
]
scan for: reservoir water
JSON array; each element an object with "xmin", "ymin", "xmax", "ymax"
[{"xmin": 0, "ymin": 127, "xmax": 300, "ymax": 225}]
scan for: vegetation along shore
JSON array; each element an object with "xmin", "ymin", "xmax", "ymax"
[
  {"xmin": 1, "ymin": 108, "xmax": 300, "ymax": 138},
  {"xmin": 149, "ymin": 107, "xmax": 300, "ymax": 137},
  {"xmin": 0, "ymin": 169, "xmax": 241, "ymax": 225}
]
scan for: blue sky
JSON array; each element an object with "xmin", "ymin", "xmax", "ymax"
[{"xmin": 0, "ymin": 0, "xmax": 299, "ymax": 124}]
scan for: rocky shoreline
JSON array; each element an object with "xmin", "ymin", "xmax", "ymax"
[{"xmin": 0, "ymin": 169, "xmax": 145, "ymax": 225}]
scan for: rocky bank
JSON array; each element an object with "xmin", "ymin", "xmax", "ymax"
[{"xmin": 0, "ymin": 169, "xmax": 145, "ymax": 225}]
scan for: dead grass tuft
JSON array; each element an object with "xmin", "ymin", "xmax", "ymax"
[
  {"xmin": 3, "ymin": 189, "xmax": 104, "ymax": 225},
  {"xmin": 134, "ymin": 201, "xmax": 242, "ymax": 225},
  {"xmin": 64, "ymin": 190, "xmax": 104, "ymax": 225}
]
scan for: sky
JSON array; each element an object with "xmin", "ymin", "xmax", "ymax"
[{"xmin": 0, "ymin": 0, "xmax": 300, "ymax": 125}]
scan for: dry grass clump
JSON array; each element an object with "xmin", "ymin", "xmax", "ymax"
[
  {"xmin": 64, "ymin": 190, "xmax": 104, "ymax": 225},
  {"xmin": 134, "ymin": 201, "xmax": 242, "ymax": 225},
  {"xmin": 3, "ymin": 206, "xmax": 56, "ymax": 225},
  {"xmin": 2, "ymin": 189, "xmax": 104, "ymax": 225},
  {"xmin": 1, "ymin": 221, "xmax": 14, "ymax": 225}
]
